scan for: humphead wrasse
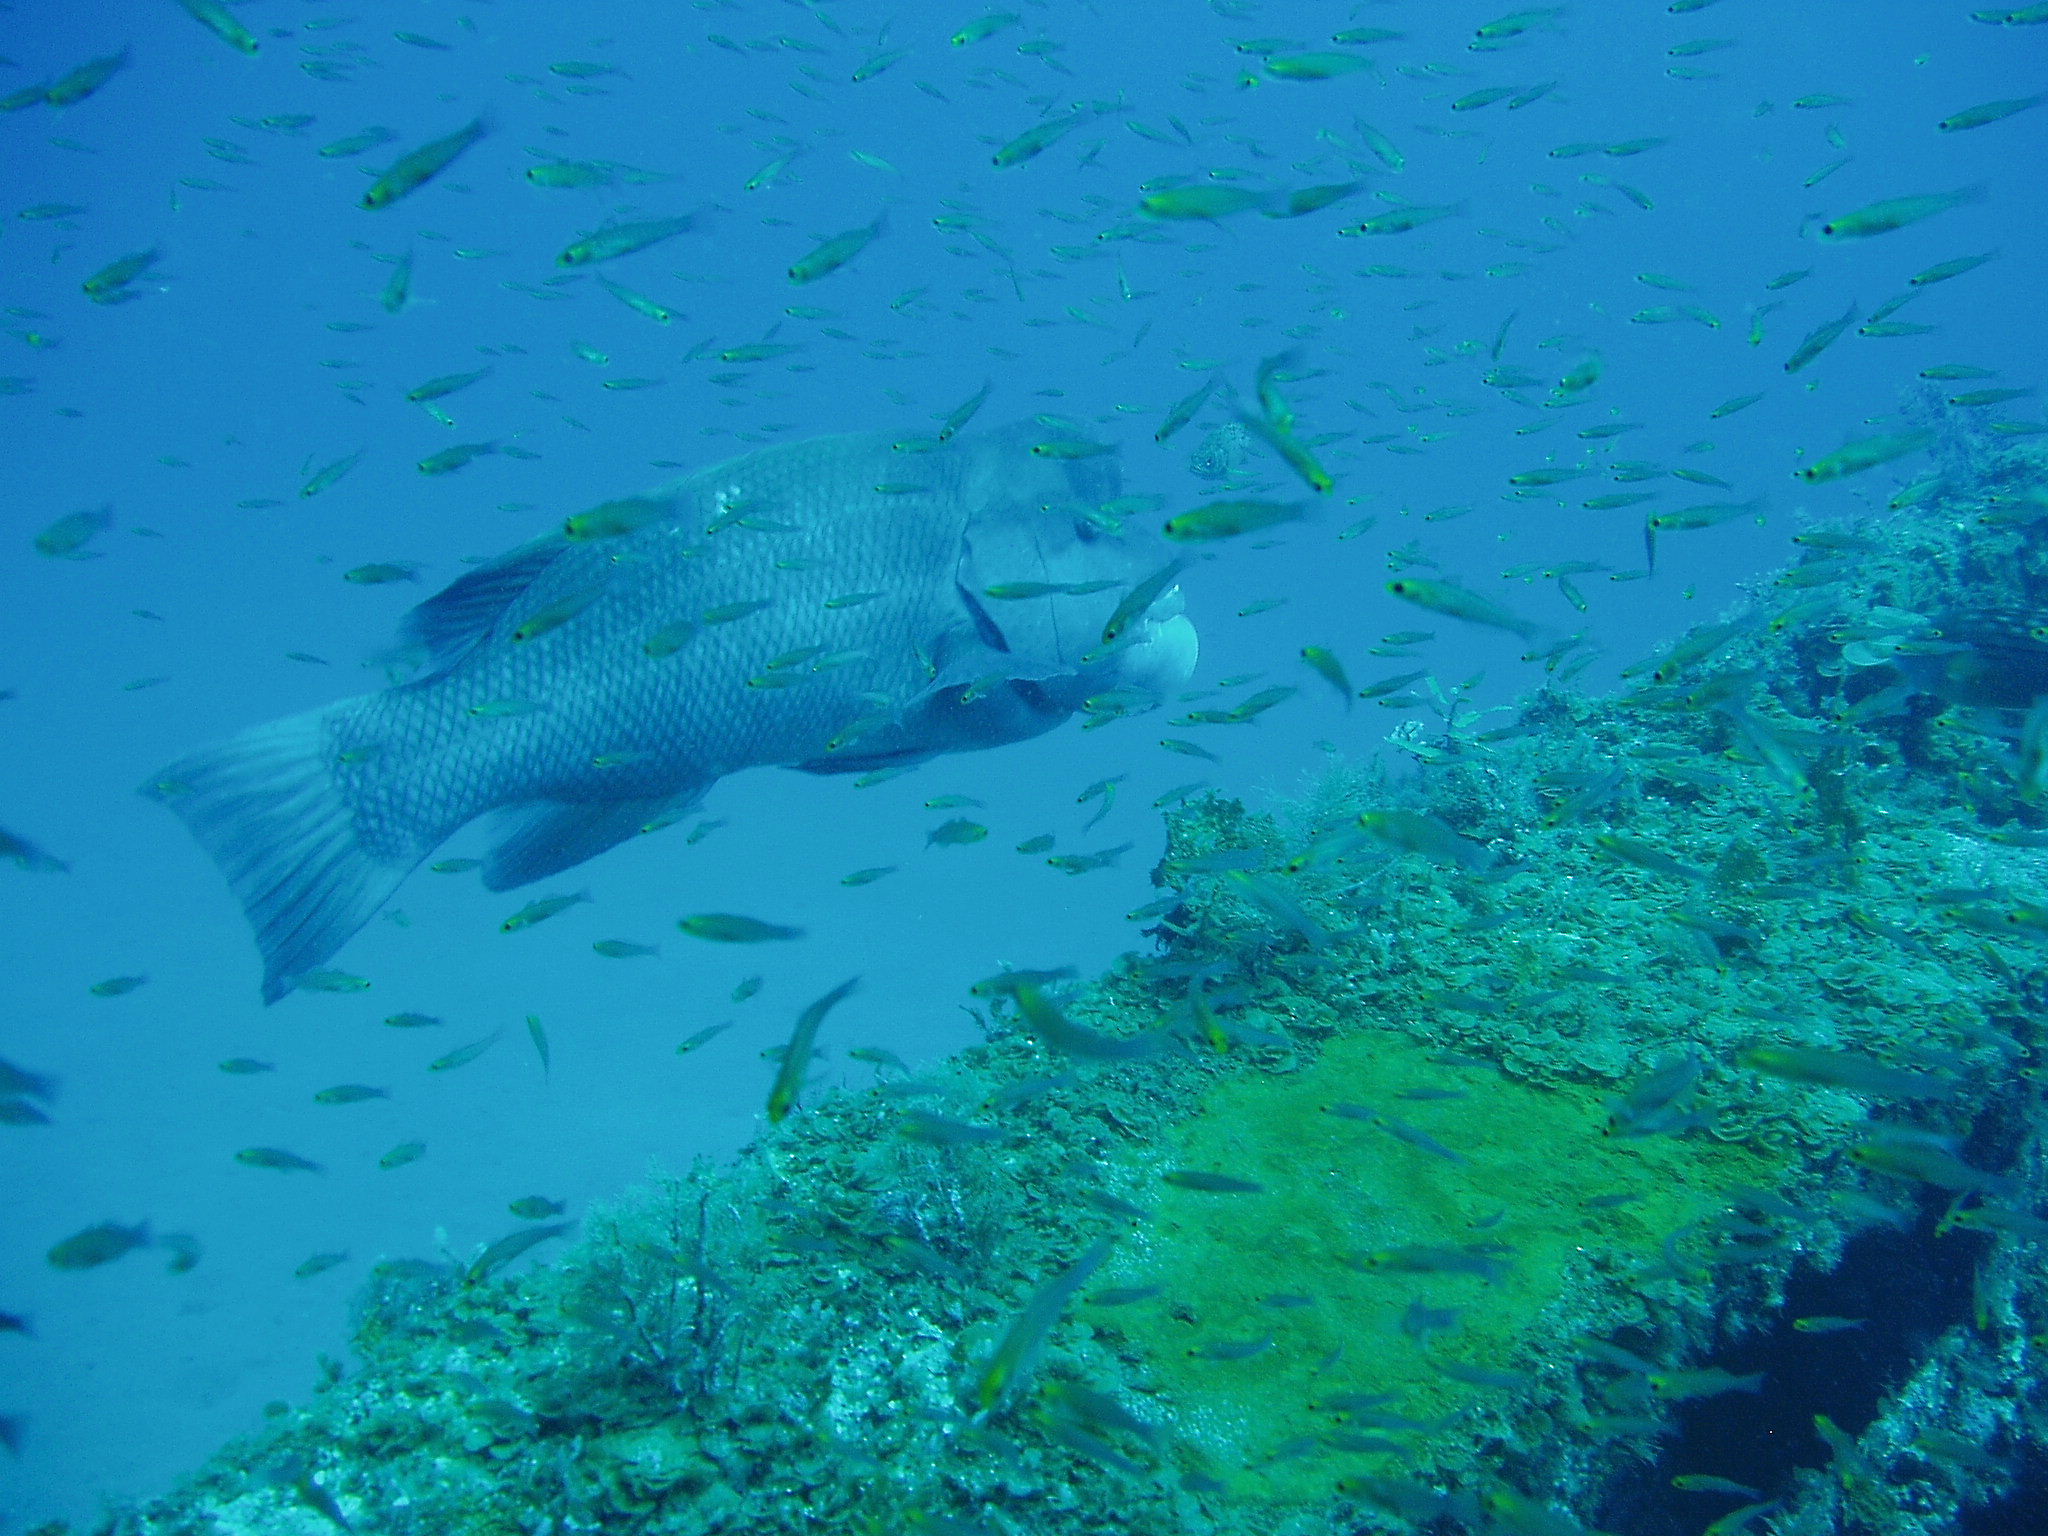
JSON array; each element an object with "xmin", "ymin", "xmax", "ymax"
[{"xmin": 147, "ymin": 423, "xmax": 1198, "ymax": 1000}]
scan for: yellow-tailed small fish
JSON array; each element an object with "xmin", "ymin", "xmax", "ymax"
[
  {"xmin": 1649, "ymin": 1367, "xmax": 1765, "ymax": 1400},
  {"xmin": 1356, "ymin": 809, "xmax": 1493, "ymax": 871},
  {"xmin": 177, "ymin": 0, "xmax": 260, "ymax": 54},
  {"xmin": 35, "ymin": 507, "xmax": 112, "ymax": 559},
  {"xmin": 1818, "ymin": 186, "xmax": 1983, "ymax": 241},
  {"xmin": 563, "ymin": 496, "xmax": 668, "ymax": 541},
  {"xmin": 300, "ymin": 450, "xmax": 364, "ymax": 499},
  {"xmin": 428, "ymin": 1033, "xmax": 500, "ymax": 1072},
  {"xmin": 1164, "ymin": 499, "xmax": 1307, "ymax": 541},
  {"xmin": 984, "ymin": 579, "xmax": 1117, "ymax": 600},
  {"xmin": 82, "ymin": 248, "xmax": 160, "ymax": 304},
  {"xmin": 1270, "ymin": 181, "xmax": 1367, "ymax": 218},
  {"xmin": 719, "ymin": 341, "xmax": 801, "ymax": 364},
  {"xmin": 295, "ymin": 969, "xmax": 370, "ymax": 992},
  {"xmin": 967, "ymin": 1238, "xmax": 1113, "ymax": 1416},
  {"xmin": 1265, "ymin": 51, "xmax": 1374, "ymax": 81},
  {"xmin": 679, "ymin": 912, "xmax": 804, "ymax": 943},
  {"xmin": 992, "ymin": 108, "xmax": 1094, "ymax": 168},
  {"xmin": 46, "ymin": 50, "xmax": 129, "ymax": 106},
  {"xmin": 511, "ymin": 586, "xmax": 605, "ymax": 643},
  {"xmin": 556, "ymin": 214, "xmax": 696, "ymax": 268},
  {"xmin": 1910, "ymin": 252, "xmax": 1997, "ymax": 287},
  {"xmin": 464, "ymin": 1221, "xmax": 571, "ymax": 1284},
  {"xmin": 362, "ymin": 119, "xmax": 488, "ymax": 211},
  {"xmin": 936, "ymin": 381, "xmax": 992, "ymax": 441},
  {"xmin": 674, "ymin": 1020, "xmax": 733, "ymax": 1056},
  {"xmin": 1352, "ymin": 202, "xmax": 1462, "ymax": 236},
  {"xmin": 1100, "ymin": 559, "xmax": 1189, "ymax": 646},
  {"xmin": 323, "ymin": 127, "xmax": 395, "ymax": 159},
  {"xmin": 1387, "ymin": 578, "xmax": 1538, "ymax": 639},
  {"xmin": 47, "ymin": 1221, "xmax": 151, "ymax": 1270},
  {"xmin": 851, "ymin": 49, "xmax": 910, "ymax": 83},
  {"xmin": 1139, "ymin": 185, "xmax": 1273, "ymax": 220},
  {"xmin": 1738, "ymin": 1043, "xmax": 1953, "ymax": 1099},
  {"xmin": 526, "ymin": 159, "xmax": 615, "ymax": 189},
  {"xmin": 1475, "ymin": 7, "xmax": 1565, "ymax": 41},
  {"xmin": 766, "ymin": 976, "xmax": 858, "ymax": 1122},
  {"xmin": 406, "ymin": 367, "xmax": 492, "ymax": 403},
  {"xmin": 501, "ymin": 891, "xmax": 589, "ymax": 932},
  {"xmin": 313, "ymin": 1083, "xmax": 387, "ymax": 1105},
  {"xmin": 1154, "ymin": 379, "xmax": 1217, "ymax": 443},
  {"xmin": 417, "ymin": 441, "xmax": 497, "ymax": 476},
  {"xmin": 953, "ymin": 12, "xmax": 1022, "ymax": 46},
  {"xmin": 344, "ymin": 562, "xmax": 420, "ymax": 585},
  {"xmin": 789, "ymin": 215, "xmax": 884, "ymax": 284},
  {"xmin": 1030, "ymin": 437, "xmax": 1114, "ymax": 460},
  {"xmin": 1299, "ymin": 646, "xmax": 1353, "ymax": 708},
  {"xmin": 380, "ymin": 251, "xmax": 413, "ymax": 314},
  {"xmin": 595, "ymin": 274, "xmax": 680, "ymax": 323},
  {"xmin": 744, "ymin": 150, "xmax": 800, "ymax": 191},
  {"xmin": 1672, "ymin": 1475, "xmax": 1765, "ymax": 1498},
  {"xmin": 1796, "ymin": 431, "xmax": 1933, "ymax": 484},
  {"xmin": 1013, "ymin": 982, "xmax": 1163, "ymax": 1059},
  {"xmin": 1937, "ymin": 94, "xmax": 2042, "ymax": 132},
  {"xmin": 1782, "ymin": 302, "xmax": 1858, "ymax": 374},
  {"xmin": 235, "ymin": 1146, "xmax": 323, "ymax": 1173},
  {"xmin": 1236, "ymin": 410, "xmax": 1335, "ymax": 496}
]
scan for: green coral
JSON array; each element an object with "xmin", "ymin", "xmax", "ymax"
[{"xmin": 1113, "ymin": 1032, "xmax": 1790, "ymax": 1505}]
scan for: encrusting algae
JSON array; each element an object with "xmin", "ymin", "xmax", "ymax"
[{"xmin": 95, "ymin": 409, "xmax": 2048, "ymax": 1536}]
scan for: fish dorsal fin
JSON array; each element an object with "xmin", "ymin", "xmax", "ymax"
[{"xmin": 393, "ymin": 537, "xmax": 569, "ymax": 676}]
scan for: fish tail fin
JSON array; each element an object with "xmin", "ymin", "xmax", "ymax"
[{"xmin": 142, "ymin": 702, "xmax": 426, "ymax": 1003}]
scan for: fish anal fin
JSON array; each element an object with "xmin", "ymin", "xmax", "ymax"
[{"xmin": 483, "ymin": 792, "xmax": 700, "ymax": 890}]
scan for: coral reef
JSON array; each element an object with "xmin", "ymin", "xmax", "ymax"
[{"xmin": 85, "ymin": 420, "xmax": 2048, "ymax": 1535}]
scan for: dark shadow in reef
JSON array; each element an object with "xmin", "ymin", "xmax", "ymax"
[{"xmin": 1592, "ymin": 1202, "xmax": 1992, "ymax": 1536}]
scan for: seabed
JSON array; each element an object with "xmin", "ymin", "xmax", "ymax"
[{"xmin": 92, "ymin": 413, "xmax": 2048, "ymax": 1535}]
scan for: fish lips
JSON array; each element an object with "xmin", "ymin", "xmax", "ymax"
[{"xmin": 1098, "ymin": 595, "xmax": 1199, "ymax": 699}]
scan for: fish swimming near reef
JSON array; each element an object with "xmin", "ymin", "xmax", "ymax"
[
  {"xmin": 146, "ymin": 423, "xmax": 1198, "ymax": 1001},
  {"xmin": 1887, "ymin": 613, "xmax": 2048, "ymax": 710}
]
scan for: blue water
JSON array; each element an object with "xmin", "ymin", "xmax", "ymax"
[{"xmin": 2, "ymin": 0, "xmax": 2040, "ymax": 1526}]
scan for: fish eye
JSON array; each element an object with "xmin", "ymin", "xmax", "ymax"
[{"xmin": 1073, "ymin": 520, "xmax": 1099, "ymax": 543}]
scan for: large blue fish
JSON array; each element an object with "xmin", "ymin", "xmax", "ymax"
[{"xmin": 146, "ymin": 423, "xmax": 1197, "ymax": 1001}]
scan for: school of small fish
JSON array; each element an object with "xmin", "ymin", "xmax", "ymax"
[{"xmin": 3, "ymin": 0, "xmax": 2043, "ymax": 1526}]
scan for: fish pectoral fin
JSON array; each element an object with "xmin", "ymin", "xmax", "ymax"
[
  {"xmin": 482, "ymin": 791, "xmax": 702, "ymax": 890},
  {"xmin": 926, "ymin": 653, "xmax": 1071, "ymax": 693},
  {"xmin": 920, "ymin": 617, "xmax": 1069, "ymax": 698},
  {"xmin": 389, "ymin": 536, "xmax": 571, "ymax": 676},
  {"xmin": 954, "ymin": 580, "xmax": 1011, "ymax": 653}
]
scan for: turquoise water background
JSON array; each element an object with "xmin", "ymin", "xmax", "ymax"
[{"xmin": 2, "ymin": 0, "xmax": 2041, "ymax": 1527}]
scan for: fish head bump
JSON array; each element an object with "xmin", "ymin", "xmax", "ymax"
[{"xmin": 955, "ymin": 421, "xmax": 1198, "ymax": 709}]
